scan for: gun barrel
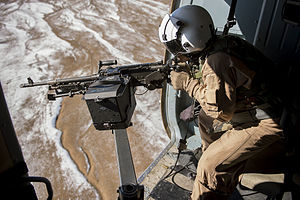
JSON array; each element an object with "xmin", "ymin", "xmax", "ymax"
[{"xmin": 20, "ymin": 74, "xmax": 99, "ymax": 88}]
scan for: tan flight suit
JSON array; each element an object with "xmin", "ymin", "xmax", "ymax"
[{"xmin": 182, "ymin": 52, "xmax": 284, "ymax": 200}]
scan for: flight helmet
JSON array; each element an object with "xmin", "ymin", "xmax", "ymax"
[{"xmin": 158, "ymin": 5, "xmax": 215, "ymax": 56}]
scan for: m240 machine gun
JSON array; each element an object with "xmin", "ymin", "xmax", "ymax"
[{"xmin": 20, "ymin": 59, "xmax": 174, "ymax": 200}]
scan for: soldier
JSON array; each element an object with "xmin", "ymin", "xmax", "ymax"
[{"xmin": 158, "ymin": 5, "xmax": 284, "ymax": 200}]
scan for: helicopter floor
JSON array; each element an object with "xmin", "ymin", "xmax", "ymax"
[
  {"xmin": 144, "ymin": 146, "xmax": 291, "ymax": 200},
  {"xmin": 148, "ymin": 176, "xmax": 275, "ymax": 200}
]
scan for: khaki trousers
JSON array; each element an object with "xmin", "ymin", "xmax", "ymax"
[{"xmin": 191, "ymin": 110, "xmax": 284, "ymax": 200}]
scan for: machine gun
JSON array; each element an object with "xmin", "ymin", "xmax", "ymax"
[{"xmin": 20, "ymin": 60, "xmax": 170, "ymax": 131}]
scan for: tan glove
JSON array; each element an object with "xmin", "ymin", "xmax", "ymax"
[
  {"xmin": 170, "ymin": 71, "xmax": 191, "ymax": 90},
  {"xmin": 170, "ymin": 71, "xmax": 202, "ymax": 102}
]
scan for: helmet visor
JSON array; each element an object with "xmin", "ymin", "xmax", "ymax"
[
  {"xmin": 164, "ymin": 39, "xmax": 186, "ymax": 55},
  {"xmin": 159, "ymin": 14, "xmax": 187, "ymax": 55}
]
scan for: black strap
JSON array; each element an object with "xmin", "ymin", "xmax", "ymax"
[{"xmin": 223, "ymin": 0, "xmax": 238, "ymax": 35}]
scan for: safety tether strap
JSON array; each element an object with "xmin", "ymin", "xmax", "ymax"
[{"xmin": 223, "ymin": 0, "xmax": 238, "ymax": 35}]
